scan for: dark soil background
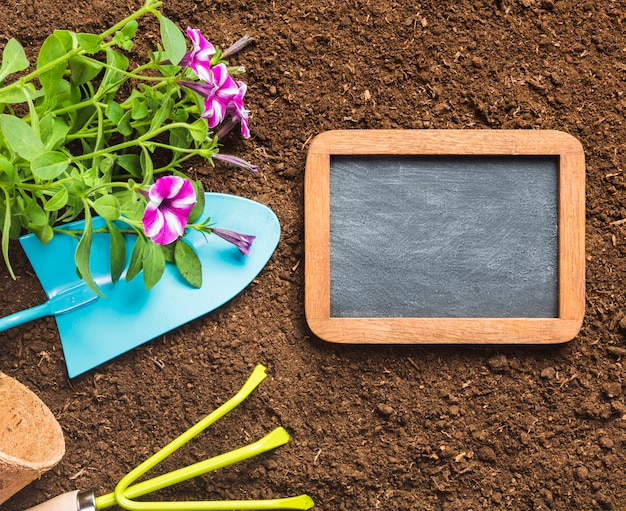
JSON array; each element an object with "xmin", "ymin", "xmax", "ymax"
[{"xmin": 1, "ymin": 0, "xmax": 626, "ymax": 510}]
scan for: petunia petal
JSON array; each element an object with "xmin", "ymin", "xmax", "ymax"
[
  {"xmin": 186, "ymin": 28, "xmax": 216, "ymax": 59},
  {"xmin": 142, "ymin": 204, "xmax": 164, "ymax": 238},
  {"xmin": 225, "ymin": 81, "xmax": 250, "ymax": 138},
  {"xmin": 211, "ymin": 227, "xmax": 256, "ymax": 256},
  {"xmin": 202, "ymin": 97, "xmax": 227, "ymax": 127},
  {"xmin": 211, "ymin": 64, "xmax": 240, "ymax": 99},
  {"xmin": 142, "ymin": 177, "xmax": 198, "ymax": 245},
  {"xmin": 149, "ymin": 175, "xmax": 183, "ymax": 202},
  {"xmin": 161, "ymin": 207, "xmax": 187, "ymax": 237},
  {"xmin": 183, "ymin": 27, "xmax": 216, "ymax": 82}
]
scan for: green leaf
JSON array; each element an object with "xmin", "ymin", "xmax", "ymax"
[
  {"xmin": 172, "ymin": 106, "xmax": 190, "ymax": 123},
  {"xmin": 169, "ymin": 126, "xmax": 191, "ymax": 151},
  {"xmin": 112, "ymin": 20, "xmax": 138, "ymax": 51},
  {"xmin": 1, "ymin": 191, "xmax": 15, "ymax": 278},
  {"xmin": 24, "ymin": 199, "xmax": 47, "ymax": 227},
  {"xmin": 122, "ymin": 20, "xmax": 139, "ymax": 39},
  {"xmin": 74, "ymin": 209, "xmax": 103, "ymax": 295},
  {"xmin": 46, "ymin": 79, "xmax": 75, "ymax": 113},
  {"xmin": 31, "ymin": 223, "xmax": 54, "ymax": 244},
  {"xmin": 99, "ymin": 48, "xmax": 129, "ymax": 99},
  {"xmin": 159, "ymin": 15, "xmax": 186, "ymax": 66},
  {"xmin": 53, "ymin": 30, "xmax": 75, "ymax": 52},
  {"xmin": 174, "ymin": 239, "xmax": 202, "ymax": 288},
  {"xmin": 0, "ymin": 83, "xmax": 45, "ymax": 104},
  {"xmin": 187, "ymin": 180, "xmax": 205, "ymax": 223},
  {"xmin": 60, "ymin": 183, "xmax": 84, "ymax": 222},
  {"xmin": 0, "ymin": 114, "xmax": 45, "ymax": 160},
  {"xmin": 161, "ymin": 242, "xmax": 176, "ymax": 263},
  {"xmin": 45, "ymin": 118, "xmax": 70, "ymax": 149},
  {"xmin": 68, "ymin": 78, "xmax": 81, "ymax": 105},
  {"xmin": 107, "ymin": 221, "xmax": 126, "ymax": 283},
  {"xmin": 119, "ymin": 190, "xmax": 144, "ymax": 220},
  {"xmin": 118, "ymin": 109, "xmax": 133, "ymax": 136},
  {"xmin": 105, "ymin": 48, "xmax": 129, "ymax": 79},
  {"xmin": 37, "ymin": 32, "xmax": 70, "ymax": 95},
  {"xmin": 44, "ymin": 187, "xmax": 69, "ymax": 212},
  {"xmin": 30, "ymin": 151, "xmax": 70, "ymax": 180},
  {"xmin": 105, "ymin": 101, "xmax": 125, "ymax": 124},
  {"xmin": 149, "ymin": 97, "xmax": 173, "ymax": 133},
  {"xmin": 69, "ymin": 56, "xmax": 103, "ymax": 86},
  {"xmin": 131, "ymin": 98, "xmax": 148, "ymax": 120},
  {"xmin": 72, "ymin": 104, "xmax": 96, "ymax": 133},
  {"xmin": 0, "ymin": 38, "xmax": 30, "ymax": 84},
  {"xmin": 0, "ymin": 156, "xmax": 15, "ymax": 181},
  {"xmin": 126, "ymin": 235, "xmax": 146, "ymax": 282},
  {"xmin": 99, "ymin": 155, "xmax": 115, "ymax": 179},
  {"xmin": 143, "ymin": 242, "xmax": 165, "ymax": 290},
  {"xmin": 8, "ymin": 209, "xmax": 21, "ymax": 238},
  {"xmin": 140, "ymin": 147, "xmax": 154, "ymax": 185},
  {"xmin": 116, "ymin": 153, "xmax": 141, "ymax": 177},
  {"xmin": 76, "ymin": 33, "xmax": 103, "ymax": 53},
  {"xmin": 92, "ymin": 195, "xmax": 121, "ymax": 221},
  {"xmin": 188, "ymin": 118, "xmax": 208, "ymax": 143}
]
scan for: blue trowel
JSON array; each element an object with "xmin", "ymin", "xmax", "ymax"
[
  {"xmin": 4, "ymin": 193, "xmax": 280, "ymax": 378},
  {"xmin": 0, "ymin": 282, "xmax": 99, "ymax": 332}
]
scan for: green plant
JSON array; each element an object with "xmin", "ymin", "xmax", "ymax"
[{"xmin": 0, "ymin": 0, "xmax": 255, "ymax": 292}]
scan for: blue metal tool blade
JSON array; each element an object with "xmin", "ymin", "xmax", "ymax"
[{"xmin": 19, "ymin": 193, "xmax": 280, "ymax": 378}]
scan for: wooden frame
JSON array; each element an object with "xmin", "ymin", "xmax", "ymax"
[{"xmin": 304, "ymin": 130, "xmax": 585, "ymax": 344}]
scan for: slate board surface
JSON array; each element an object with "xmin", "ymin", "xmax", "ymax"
[{"xmin": 329, "ymin": 155, "xmax": 559, "ymax": 318}]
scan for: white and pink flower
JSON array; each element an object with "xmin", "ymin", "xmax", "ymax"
[
  {"xmin": 180, "ymin": 63, "xmax": 241, "ymax": 129},
  {"xmin": 177, "ymin": 28, "xmax": 251, "ymax": 138},
  {"xmin": 142, "ymin": 176, "xmax": 197, "ymax": 245},
  {"xmin": 179, "ymin": 27, "xmax": 216, "ymax": 82}
]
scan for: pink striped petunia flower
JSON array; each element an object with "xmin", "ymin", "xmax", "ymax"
[{"xmin": 142, "ymin": 176, "xmax": 197, "ymax": 245}]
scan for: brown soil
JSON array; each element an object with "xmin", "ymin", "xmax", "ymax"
[{"xmin": 1, "ymin": 0, "xmax": 626, "ymax": 510}]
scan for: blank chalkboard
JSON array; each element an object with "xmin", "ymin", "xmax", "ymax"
[
  {"xmin": 330, "ymin": 155, "xmax": 559, "ymax": 319},
  {"xmin": 305, "ymin": 130, "xmax": 585, "ymax": 345}
]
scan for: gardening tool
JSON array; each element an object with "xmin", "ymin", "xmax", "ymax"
[
  {"xmin": 23, "ymin": 364, "xmax": 315, "ymax": 511},
  {"xmin": 0, "ymin": 282, "xmax": 99, "ymax": 332},
  {"xmin": 13, "ymin": 193, "xmax": 280, "ymax": 378}
]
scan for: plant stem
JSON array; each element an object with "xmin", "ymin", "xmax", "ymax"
[
  {"xmin": 0, "ymin": 0, "xmax": 161, "ymax": 99},
  {"xmin": 99, "ymin": 0, "xmax": 163, "ymax": 40},
  {"xmin": 71, "ymin": 122, "xmax": 197, "ymax": 162}
]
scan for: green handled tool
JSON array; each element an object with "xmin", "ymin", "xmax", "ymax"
[{"xmin": 24, "ymin": 365, "xmax": 314, "ymax": 511}]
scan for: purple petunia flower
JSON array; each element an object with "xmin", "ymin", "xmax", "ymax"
[
  {"xmin": 211, "ymin": 227, "xmax": 256, "ymax": 256},
  {"xmin": 226, "ymin": 81, "xmax": 250, "ymax": 138},
  {"xmin": 180, "ymin": 63, "xmax": 239, "ymax": 128},
  {"xmin": 179, "ymin": 27, "xmax": 216, "ymax": 82},
  {"xmin": 142, "ymin": 176, "xmax": 197, "ymax": 245},
  {"xmin": 221, "ymin": 34, "xmax": 254, "ymax": 60},
  {"xmin": 213, "ymin": 153, "xmax": 259, "ymax": 172}
]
